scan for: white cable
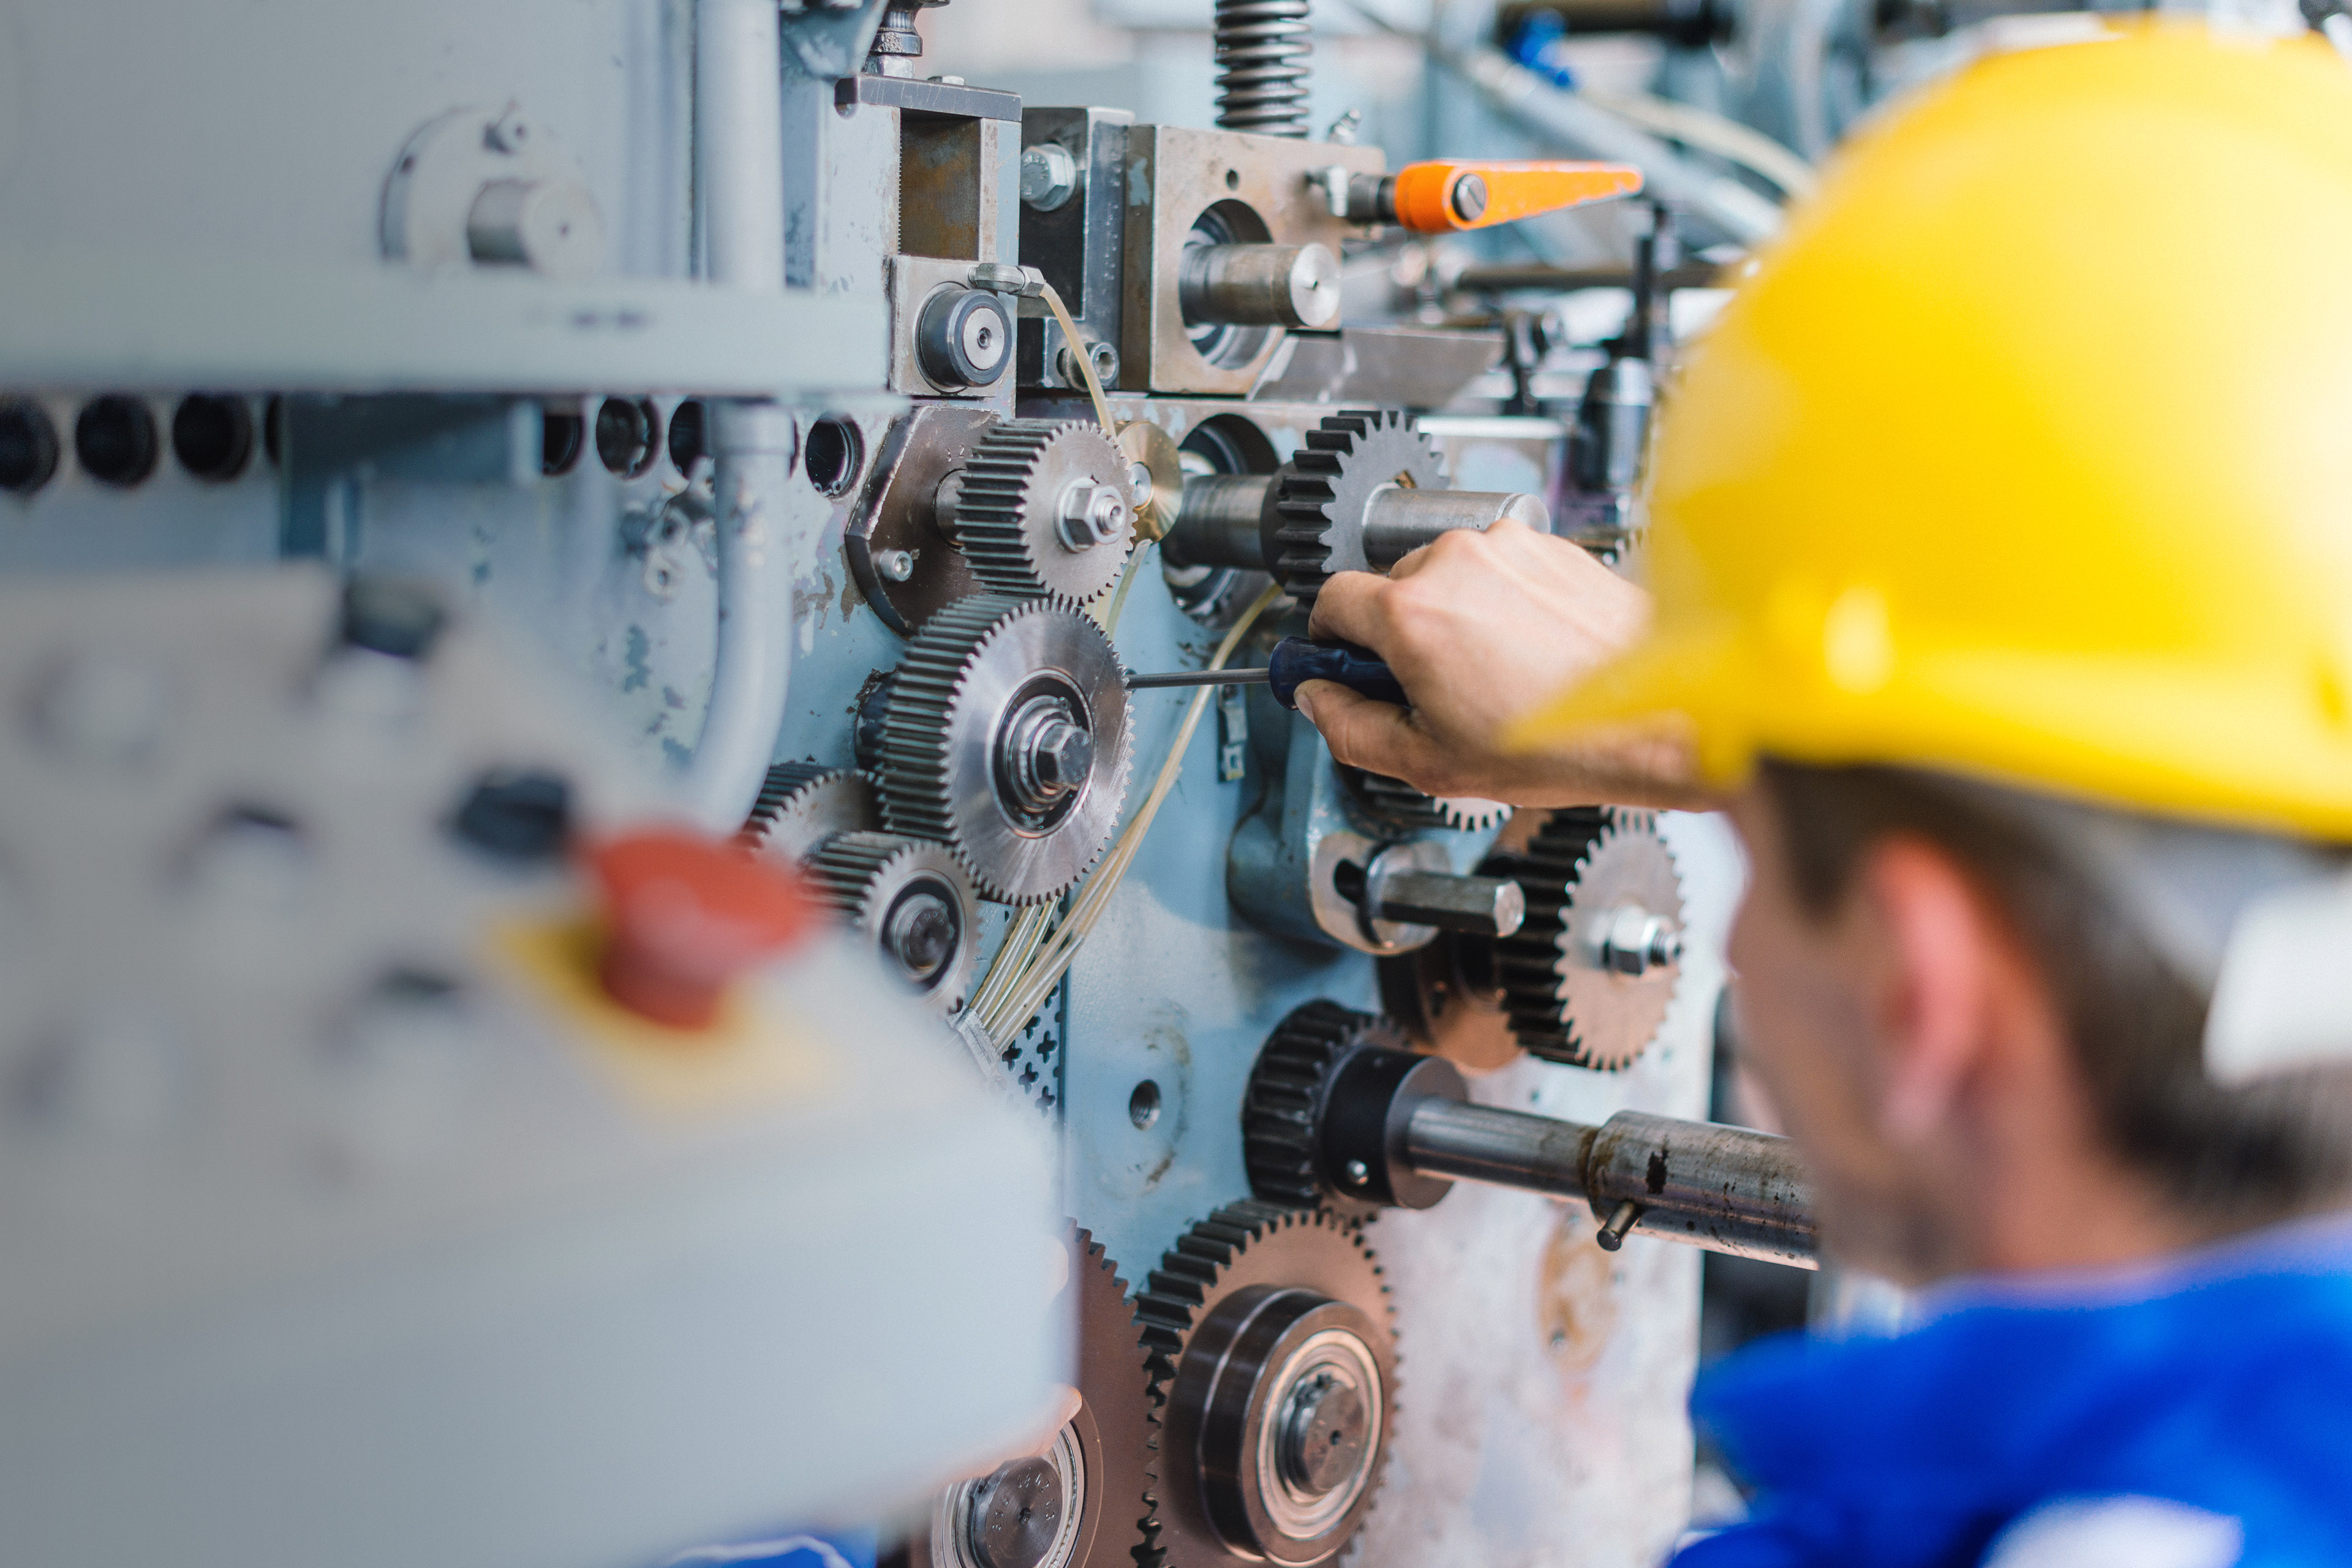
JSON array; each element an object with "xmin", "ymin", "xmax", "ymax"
[{"xmin": 1580, "ymin": 91, "xmax": 1818, "ymax": 199}]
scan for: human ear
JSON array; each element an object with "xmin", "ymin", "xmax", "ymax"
[{"xmin": 1856, "ymin": 838, "xmax": 1995, "ymax": 1145}]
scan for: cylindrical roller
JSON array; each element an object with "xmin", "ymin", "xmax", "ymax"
[
  {"xmin": 1360, "ymin": 487, "xmax": 1550, "ymax": 568},
  {"xmin": 1581, "ymin": 1110, "xmax": 1816, "ymax": 1265},
  {"xmin": 1366, "ymin": 870, "xmax": 1525, "ymax": 938},
  {"xmin": 1180, "ymin": 242, "xmax": 1341, "ymax": 330},
  {"xmin": 1165, "ymin": 472, "xmax": 1275, "ymax": 570}
]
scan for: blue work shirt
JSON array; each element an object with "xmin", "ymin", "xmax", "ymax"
[{"xmin": 1679, "ymin": 1213, "xmax": 2352, "ymax": 1568}]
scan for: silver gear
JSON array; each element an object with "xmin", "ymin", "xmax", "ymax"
[
  {"xmin": 877, "ymin": 592, "xmax": 1134, "ymax": 905},
  {"xmin": 804, "ymin": 831, "xmax": 980, "ymax": 1015},
  {"xmin": 1265, "ymin": 409, "xmax": 1447, "ymax": 603},
  {"xmin": 1494, "ymin": 808, "xmax": 1686, "ymax": 1069},
  {"xmin": 953, "ymin": 420, "xmax": 1135, "ymax": 603},
  {"xmin": 737, "ymin": 762, "xmax": 880, "ymax": 863},
  {"xmin": 1135, "ymin": 1202, "xmax": 1397, "ymax": 1568},
  {"xmin": 1339, "ymin": 766, "xmax": 1512, "ymax": 834}
]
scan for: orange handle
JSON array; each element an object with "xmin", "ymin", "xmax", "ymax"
[{"xmin": 1389, "ymin": 160, "xmax": 1643, "ymax": 233}]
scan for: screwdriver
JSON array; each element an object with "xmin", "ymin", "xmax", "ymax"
[{"xmin": 1125, "ymin": 638, "xmax": 1407, "ymax": 710}]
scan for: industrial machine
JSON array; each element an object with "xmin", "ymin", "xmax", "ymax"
[{"xmin": 0, "ymin": 1, "xmax": 1830, "ymax": 1564}]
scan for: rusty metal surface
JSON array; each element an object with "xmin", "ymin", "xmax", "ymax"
[
  {"xmin": 1585, "ymin": 1113, "xmax": 1817, "ymax": 1267},
  {"xmin": 845, "ymin": 402, "xmax": 997, "ymax": 634}
]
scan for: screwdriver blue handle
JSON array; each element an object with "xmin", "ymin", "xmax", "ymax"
[{"xmin": 1267, "ymin": 638, "xmax": 1408, "ymax": 710}]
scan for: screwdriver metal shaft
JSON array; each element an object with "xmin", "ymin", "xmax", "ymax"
[{"xmin": 1125, "ymin": 667, "xmax": 1270, "ymax": 690}]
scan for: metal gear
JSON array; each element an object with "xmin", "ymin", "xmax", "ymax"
[
  {"xmin": 1264, "ymin": 410, "xmax": 1446, "ymax": 603},
  {"xmin": 1241, "ymin": 1001, "xmax": 1403, "ymax": 1217},
  {"xmin": 1493, "ymin": 809, "xmax": 1686, "ymax": 1069},
  {"xmin": 877, "ymin": 593, "xmax": 1134, "ymax": 905},
  {"xmin": 1136, "ymin": 1202, "xmax": 1397, "ymax": 1568},
  {"xmin": 903, "ymin": 1225, "xmax": 1156, "ymax": 1568},
  {"xmin": 1338, "ymin": 766, "xmax": 1512, "ymax": 835},
  {"xmin": 952, "ymin": 420, "xmax": 1136, "ymax": 604},
  {"xmin": 804, "ymin": 831, "xmax": 981, "ymax": 1016},
  {"xmin": 737, "ymin": 761, "xmax": 880, "ymax": 862}
]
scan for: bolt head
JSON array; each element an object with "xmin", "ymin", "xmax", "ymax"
[
  {"xmin": 1019, "ymin": 141, "xmax": 1080, "ymax": 212},
  {"xmin": 1055, "ymin": 481, "xmax": 1127, "ymax": 551},
  {"xmin": 1031, "ymin": 719, "xmax": 1094, "ymax": 790},
  {"xmin": 1344, "ymin": 1158, "xmax": 1370, "ymax": 1185}
]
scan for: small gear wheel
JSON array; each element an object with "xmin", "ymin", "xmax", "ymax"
[
  {"xmin": 1494, "ymin": 808, "xmax": 1685, "ymax": 1069},
  {"xmin": 1136, "ymin": 1201, "xmax": 1398, "ymax": 1568},
  {"xmin": 1264, "ymin": 409, "xmax": 1447, "ymax": 603},
  {"xmin": 1338, "ymin": 766, "xmax": 1512, "ymax": 835},
  {"xmin": 952, "ymin": 419, "xmax": 1135, "ymax": 603},
  {"xmin": 1241, "ymin": 1000, "xmax": 1402, "ymax": 1215},
  {"xmin": 878, "ymin": 593, "xmax": 1134, "ymax": 905},
  {"xmin": 737, "ymin": 761, "xmax": 879, "ymax": 862},
  {"xmin": 804, "ymin": 831, "xmax": 980, "ymax": 1014},
  {"xmin": 903, "ymin": 1226, "xmax": 1156, "ymax": 1568}
]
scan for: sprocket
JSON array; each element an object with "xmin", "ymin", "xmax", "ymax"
[
  {"xmin": 951, "ymin": 419, "xmax": 1135, "ymax": 604},
  {"xmin": 1135, "ymin": 1202, "xmax": 1397, "ymax": 1568},
  {"xmin": 1493, "ymin": 808, "xmax": 1686, "ymax": 1069},
  {"xmin": 876, "ymin": 593, "xmax": 1134, "ymax": 905},
  {"xmin": 1264, "ymin": 409, "xmax": 1446, "ymax": 603}
]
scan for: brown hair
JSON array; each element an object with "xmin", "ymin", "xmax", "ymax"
[{"xmin": 1759, "ymin": 759, "xmax": 2352, "ymax": 1229}]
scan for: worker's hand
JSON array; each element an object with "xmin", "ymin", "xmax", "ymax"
[{"xmin": 1296, "ymin": 520, "xmax": 1711, "ymax": 810}]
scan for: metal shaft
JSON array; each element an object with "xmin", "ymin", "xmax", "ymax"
[
  {"xmin": 1165, "ymin": 472, "xmax": 1274, "ymax": 570},
  {"xmin": 1366, "ymin": 869, "xmax": 1524, "ymax": 938},
  {"xmin": 1180, "ymin": 243, "xmax": 1341, "ymax": 330},
  {"xmin": 1360, "ymin": 487, "xmax": 1548, "ymax": 567},
  {"xmin": 1403, "ymin": 1099, "xmax": 1817, "ymax": 1266},
  {"xmin": 1128, "ymin": 666, "xmax": 1271, "ymax": 691}
]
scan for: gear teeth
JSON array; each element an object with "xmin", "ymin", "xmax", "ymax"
[
  {"xmin": 1242, "ymin": 1000, "xmax": 1395, "ymax": 1210},
  {"xmin": 738, "ymin": 761, "xmax": 849, "ymax": 846},
  {"xmin": 876, "ymin": 592, "xmax": 1132, "ymax": 905},
  {"xmin": 802, "ymin": 831, "xmax": 979, "ymax": 1014},
  {"xmin": 952, "ymin": 418, "xmax": 1131, "ymax": 603},
  {"xmin": 1493, "ymin": 808, "xmax": 1682, "ymax": 1069},
  {"xmin": 1267, "ymin": 409, "xmax": 1447, "ymax": 602},
  {"xmin": 1343, "ymin": 767, "xmax": 1513, "ymax": 834}
]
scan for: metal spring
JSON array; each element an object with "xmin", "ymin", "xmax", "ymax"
[{"xmin": 1214, "ymin": 0, "xmax": 1312, "ymax": 138}]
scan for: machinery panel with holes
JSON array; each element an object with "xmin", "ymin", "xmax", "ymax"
[{"xmin": 0, "ymin": 1, "xmax": 1799, "ymax": 1566}]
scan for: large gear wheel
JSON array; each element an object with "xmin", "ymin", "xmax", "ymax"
[
  {"xmin": 804, "ymin": 831, "xmax": 981, "ymax": 1015},
  {"xmin": 737, "ymin": 761, "xmax": 880, "ymax": 862},
  {"xmin": 1493, "ymin": 808, "xmax": 1686, "ymax": 1069},
  {"xmin": 878, "ymin": 593, "xmax": 1134, "ymax": 905},
  {"xmin": 1338, "ymin": 766, "xmax": 1511, "ymax": 835},
  {"xmin": 1240, "ymin": 1001, "xmax": 1403, "ymax": 1216},
  {"xmin": 1136, "ymin": 1202, "xmax": 1398, "ymax": 1568},
  {"xmin": 900, "ymin": 1225, "xmax": 1156, "ymax": 1568},
  {"xmin": 1264, "ymin": 409, "xmax": 1446, "ymax": 603},
  {"xmin": 952, "ymin": 419, "xmax": 1136, "ymax": 604}
]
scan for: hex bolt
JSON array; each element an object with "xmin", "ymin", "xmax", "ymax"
[
  {"xmin": 1031, "ymin": 719, "xmax": 1094, "ymax": 791},
  {"xmin": 1055, "ymin": 480, "xmax": 1128, "ymax": 552},
  {"xmin": 883, "ymin": 884, "xmax": 962, "ymax": 988},
  {"xmin": 1362, "ymin": 868, "xmax": 1527, "ymax": 938},
  {"xmin": 1019, "ymin": 141, "xmax": 1080, "ymax": 212},
  {"xmin": 1597, "ymin": 905, "xmax": 1683, "ymax": 976}
]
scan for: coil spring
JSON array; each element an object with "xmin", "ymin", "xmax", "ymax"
[{"xmin": 1214, "ymin": 0, "xmax": 1312, "ymax": 138}]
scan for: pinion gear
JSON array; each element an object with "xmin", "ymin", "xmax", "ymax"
[
  {"xmin": 737, "ymin": 761, "xmax": 878, "ymax": 862},
  {"xmin": 877, "ymin": 593, "xmax": 1133, "ymax": 905},
  {"xmin": 952, "ymin": 419, "xmax": 1134, "ymax": 603},
  {"xmin": 804, "ymin": 831, "xmax": 979, "ymax": 1015},
  {"xmin": 1493, "ymin": 808, "xmax": 1686, "ymax": 1069},
  {"xmin": 1136, "ymin": 1201, "xmax": 1396, "ymax": 1568},
  {"xmin": 1265, "ymin": 410, "xmax": 1446, "ymax": 603},
  {"xmin": 1241, "ymin": 1000, "xmax": 1401, "ymax": 1215}
]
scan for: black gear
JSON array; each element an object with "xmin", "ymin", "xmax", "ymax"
[
  {"xmin": 1493, "ymin": 808, "xmax": 1684, "ymax": 1069},
  {"xmin": 954, "ymin": 419, "xmax": 1133, "ymax": 603},
  {"xmin": 1240, "ymin": 1001, "xmax": 1399, "ymax": 1215},
  {"xmin": 1338, "ymin": 766, "xmax": 1512, "ymax": 835},
  {"xmin": 1135, "ymin": 1201, "xmax": 1397, "ymax": 1568},
  {"xmin": 1263, "ymin": 409, "xmax": 1446, "ymax": 603}
]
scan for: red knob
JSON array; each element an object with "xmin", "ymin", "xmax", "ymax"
[{"xmin": 586, "ymin": 829, "xmax": 816, "ymax": 1028}]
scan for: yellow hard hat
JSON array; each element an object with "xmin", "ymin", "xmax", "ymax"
[{"xmin": 1510, "ymin": 23, "xmax": 2352, "ymax": 841}]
